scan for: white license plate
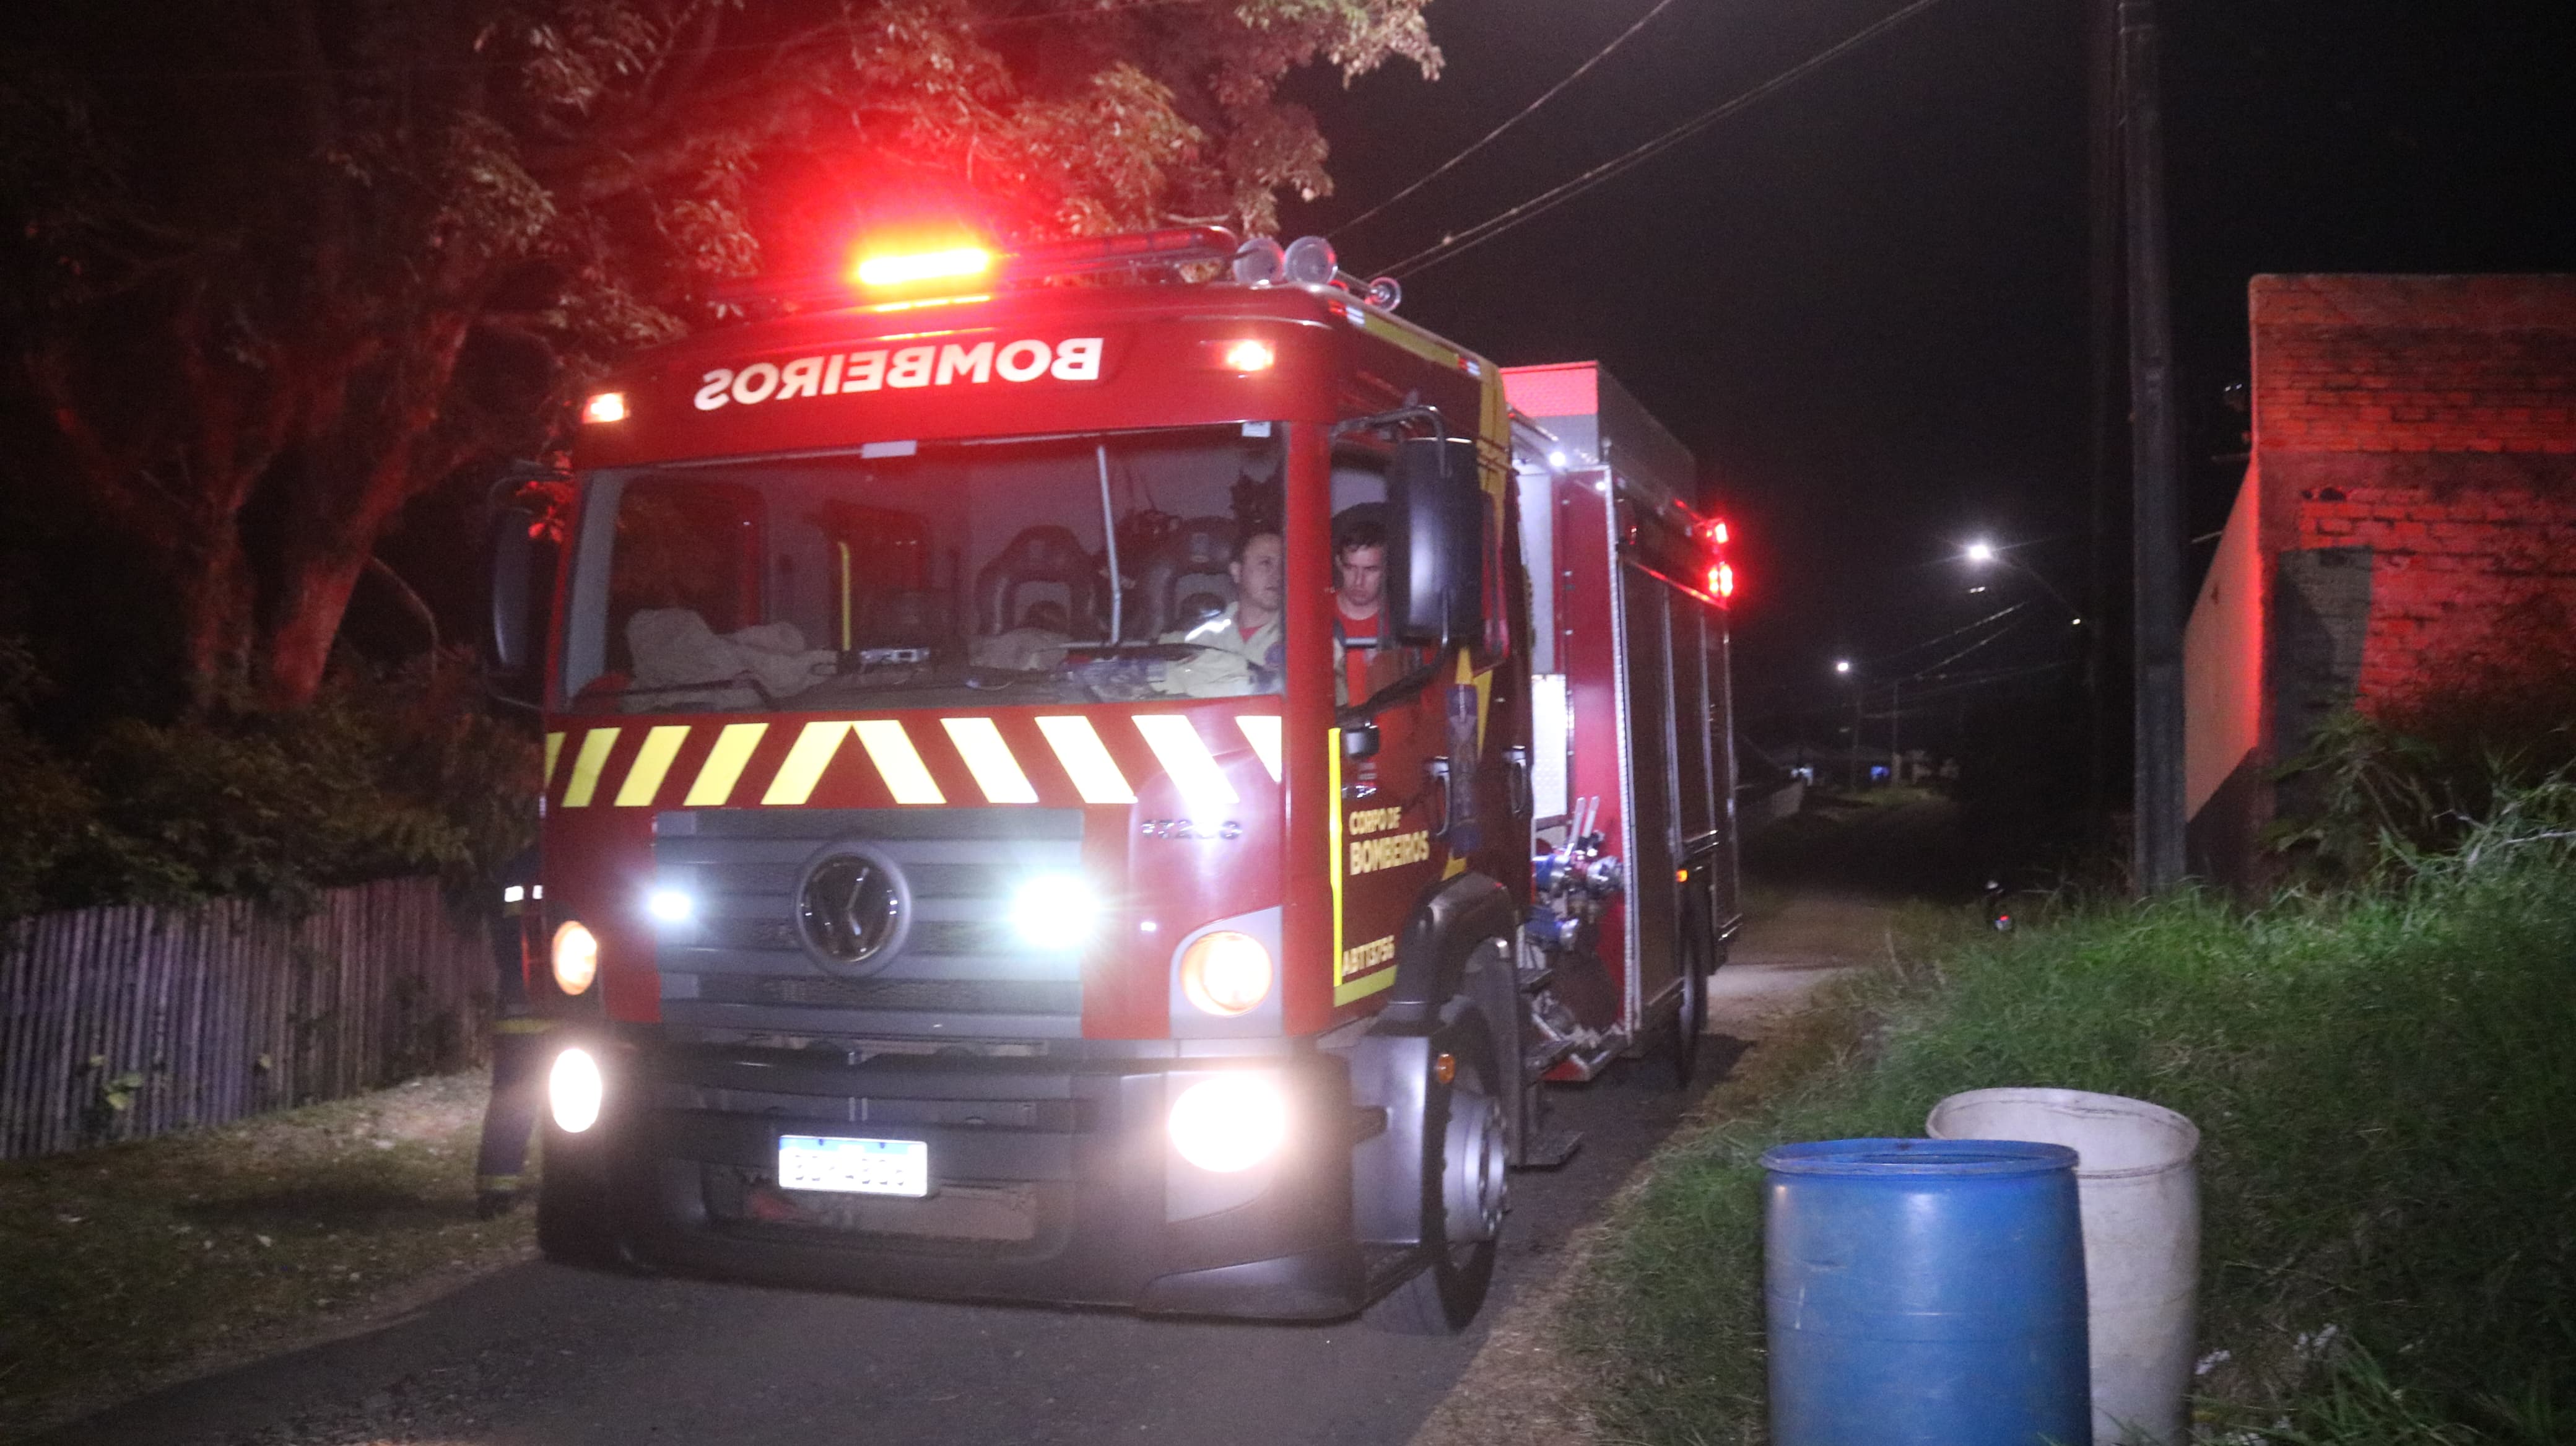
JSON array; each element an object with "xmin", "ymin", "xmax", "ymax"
[{"xmin": 777, "ymin": 1135, "xmax": 930, "ymax": 1197}]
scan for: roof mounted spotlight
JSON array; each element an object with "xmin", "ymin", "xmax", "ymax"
[
  {"xmin": 1233, "ymin": 236, "xmax": 1287, "ymax": 286},
  {"xmin": 1282, "ymin": 235, "xmax": 1339, "ymax": 287}
]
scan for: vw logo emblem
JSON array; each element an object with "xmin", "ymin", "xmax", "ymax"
[{"xmin": 796, "ymin": 848, "xmax": 909, "ymax": 971}]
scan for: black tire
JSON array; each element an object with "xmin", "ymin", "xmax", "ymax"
[
  {"xmin": 1671, "ymin": 959, "xmax": 1707, "ymax": 1087},
  {"xmin": 1365, "ymin": 1008, "xmax": 1508, "ymax": 1335},
  {"xmin": 534, "ymin": 1122, "xmax": 627, "ymax": 1269},
  {"xmin": 1670, "ymin": 891, "xmax": 1713, "ymax": 1087}
]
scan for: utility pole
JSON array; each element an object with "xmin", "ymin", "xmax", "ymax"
[
  {"xmin": 1850, "ymin": 681, "xmax": 1865, "ymax": 790},
  {"xmin": 2084, "ymin": 0, "xmax": 2121, "ymax": 840},
  {"xmin": 1889, "ymin": 679, "xmax": 1904, "ymax": 785},
  {"xmin": 2119, "ymin": 0, "xmax": 2187, "ymax": 891}
]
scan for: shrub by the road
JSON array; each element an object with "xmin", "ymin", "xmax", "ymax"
[
  {"xmin": 1572, "ymin": 778, "xmax": 2576, "ymax": 1445},
  {"xmin": 0, "ymin": 643, "xmax": 537, "ymax": 918}
]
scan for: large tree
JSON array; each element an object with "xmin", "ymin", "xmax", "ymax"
[{"xmin": 4, "ymin": 0, "xmax": 1435, "ymax": 710}]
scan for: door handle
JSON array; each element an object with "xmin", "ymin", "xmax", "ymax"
[
  {"xmin": 1505, "ymin": 746, "xmax": 1531, "ymax": 817},
  {"xmin": 1423, "ymin": 757, "xmax": 1452, "ymax": 837}
]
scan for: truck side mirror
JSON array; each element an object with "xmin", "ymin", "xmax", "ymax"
[
  {"xmin": 1384, "ymin": 436, "xmax": 1486, "ymax": 647},
  {"xmin": 488, "ymin": 508, "xmax": 538, "ymax": 679}
]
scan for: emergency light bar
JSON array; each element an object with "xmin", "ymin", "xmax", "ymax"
[
  {"xmin": 855, "ymin": 246, "xmax": 993, "ymax": 288},
  {"xmin": 1004, "ymin": 226, "xmax": 1242, "ymax": 280},
  {"xmin": 710, "ymin": 226, "xmax": 1398, "ymax": 320}
]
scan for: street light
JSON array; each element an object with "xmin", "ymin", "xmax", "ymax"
[
  {"xmin": 1962, "ymin": 538, "xmax": 2076, "ymax": 621},
  {"xmin": 1832, "ymin": 659, "xmax": 1863, "ymax": 787}
]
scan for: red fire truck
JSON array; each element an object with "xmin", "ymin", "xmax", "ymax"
[{"xmin": 489, "ymin": 227, "xmax": 1738, "ymax": 1331}]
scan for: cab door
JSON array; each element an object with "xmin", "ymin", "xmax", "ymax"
[
  {"xmin": 1325, "ymin": 433, "xmax": 1508, "ymax": 1015},
  {"xmin": 1325, "ymin": 449, "xmax": 1443, "ymax": 1013}
]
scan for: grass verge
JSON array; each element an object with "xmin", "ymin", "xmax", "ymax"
[
  {"xmin": 0, "ymin": 1070, "xmax": 533, "ymax": 1439},
  {"xmin": 1569, "ymin": 788, "xmax": 2576, "ymax": 1445}
]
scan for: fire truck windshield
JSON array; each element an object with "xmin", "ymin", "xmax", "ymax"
[{"xmin": 558, "ymin": 424, "xmax": 1288, "ymax": 713}]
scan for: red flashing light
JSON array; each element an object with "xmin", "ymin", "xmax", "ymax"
[
  {"xmin": 1710, "ymin": 519, "xmax": 1730, "ymax": 545},
  {"xmin": 581, "ymin": 391, "xmax": 627, "ymax": 425},
  {"xmin": 1710, "ymin": 562, "xmax": 1736, "ymax": 599},
  {"xmin": 1203, "ymin": 338, "xmax": 1277, "ymax": 373},
  {"xmin": 854, "ymin": 245, "xmax": 994, "ymax": 289}
]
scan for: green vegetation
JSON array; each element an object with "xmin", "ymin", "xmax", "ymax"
[
  {"xmin": 1571, "ymin": 778, "xmax": 2576, "ymax": 1445},
  {"xmin": 0, "ymin": 642, "xmax": 536, "ymax": 920},
  {"xmin": 0, "ymin": 1071, "xmax": 531, "ymax": 1440}
]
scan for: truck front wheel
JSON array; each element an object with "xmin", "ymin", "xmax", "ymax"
[
  {"xmin": 534, "ymin": 1122, "xmax": 628, "ymax": 1270},
  {"xmin": 1366, "ymin": 1010, "xmax": 1508, "ymax": 1334}
]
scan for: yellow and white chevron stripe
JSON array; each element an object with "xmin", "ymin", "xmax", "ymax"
[{"xmin": 541, "ymin": 709, "xmax": 1285, "ymax": 811}]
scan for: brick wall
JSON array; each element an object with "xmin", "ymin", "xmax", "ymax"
[
  {"xmin": 2252, "ymin": 274, "xmax": 2576, "ymax": 714},
  {"xmin": 2185, "ymin": 274, "xmax": 2576, "ymax": 887}
]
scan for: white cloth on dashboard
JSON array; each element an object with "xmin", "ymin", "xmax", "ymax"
[{"xmin": 625, "ymin": 609, "xmax": 832, "ymax": 710}]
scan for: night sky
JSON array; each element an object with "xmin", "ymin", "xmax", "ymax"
[{"xmin": 1276, "ymin": 0, "xmax": 2576, "ymax": 751}]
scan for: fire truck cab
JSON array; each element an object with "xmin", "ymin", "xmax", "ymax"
[{"xmin": 491, "ymin": 229, "xmax": 1737, "ymax": 1331}]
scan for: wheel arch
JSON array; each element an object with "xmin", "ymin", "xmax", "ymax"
[{"xmin": 1379, "ymin": 871, "xmax": 1519, "ymax": 1028}]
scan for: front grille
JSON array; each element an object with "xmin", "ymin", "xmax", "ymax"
[
  {"xmin": 651, "ymin": 807, "xmax": 1088, "ymax": 1039},
  {"xmin": 697, "ymin": 918, "xmax": 1014, "ymax": 957},
  {"xmin": 649, "ymin": 1079, "xmax": 1083, "ymax": 1131},
  {"xmin": 696, "ymin": 974, "xmax": 1080, "ymax": 1016}
]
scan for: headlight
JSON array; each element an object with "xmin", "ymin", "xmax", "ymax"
[
  {"xmin": 1179, "ymin": 931, "xmax": 1273, "ymax": 1016},
  {"xmin": 1009, "ymin": 873, "xmax": 1094, "ymax": 949},
  {"xmin": 1167, "ymin": 1074, "xmax": 1287, "ymax": 1174},
  {"xmin": 549, "ymin": 1047, "xmax": 604, "ymax": 1133},
  {"xmin": 645, "ymin": 886, "xmax": 695, "ymax": 925},
  {"xmin": 551, "ymin": 920, "xmax": 599, "ymax": 995}
]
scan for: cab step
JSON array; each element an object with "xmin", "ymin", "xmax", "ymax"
[
  {"xmin": 1514, "ymin": 1127, "xmax": 1583, "ymax": 1170},
  {"xmin": 1525, "ymin": 1036, "xmax": 1581, "ymax": 1076}
]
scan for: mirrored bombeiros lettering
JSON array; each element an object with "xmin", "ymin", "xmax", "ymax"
[{"xmin": 694, "ymin": 338, "xmax": 1105, "ymax": 411}]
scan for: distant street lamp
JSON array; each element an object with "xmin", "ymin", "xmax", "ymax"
[
  {"xmin": 1962, "ymin": 538, "xmax": 2077, "ymax": 621},
  {"xmin": 1833, "ymin": 658, "xmax": 1861, "ymax": 786}
]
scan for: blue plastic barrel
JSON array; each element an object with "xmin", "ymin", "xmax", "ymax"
[{"xmin": 1762, "ymin": 1138, "xmax": 2092, "ymax": 1446}]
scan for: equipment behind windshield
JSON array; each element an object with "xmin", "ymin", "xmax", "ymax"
[{"xmin": 559, "ymin": 424, "xmax": 1287, "ymax": 712}]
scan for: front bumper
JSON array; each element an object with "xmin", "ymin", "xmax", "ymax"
[{"xmin": 555, "ymin": 1030, "xmax": 1364, "ymax": 1320}]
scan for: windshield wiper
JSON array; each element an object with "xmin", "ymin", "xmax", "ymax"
[
  {"xmin": 577, "ymin": 674, "xmax": 782, "ymax": 708},
  {"xmin": 1063, "ymin": 640, "xmax": 1226, "ymax": 661}
]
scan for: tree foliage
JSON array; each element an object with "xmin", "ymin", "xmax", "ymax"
[
  {"xmin": 2, "ymin": 0, "xmax": 1437, "ymax": 710},
  {"xmin": 0, "ymin": 641, "xmax": 537, "ymax": 920}
]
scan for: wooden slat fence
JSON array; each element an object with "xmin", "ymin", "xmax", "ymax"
[{"xmin": 0, "ymin": 878, "xmax": 495, "ymax": 1160}]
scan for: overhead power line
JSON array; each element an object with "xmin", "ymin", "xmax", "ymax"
[
  {"xmin": 1865, "ymin": 601, "xmax": 2029, "ymax": 668},
  {"xmin": 1367, "ymin": 0, "xmax": 1956, "ymax": 279},
  {"xmin": 1893, "ymin": 609, "xmax": 2032, "ymax": 683},
  {"xmin": 1873, "ymin": 658, "xmax": 2074, "ymax": 708},
  {"xmin": 1330, "ymin": 0, "xmax": 1682, "ymax": 242}
]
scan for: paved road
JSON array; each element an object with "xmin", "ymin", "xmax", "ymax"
[
  {"xmin": 51, "ymin": 892, "xmax": 1902, "ymax": 1446},
  {"xmin": 51, "ymin": 1057, "xmax": 1715, "ymax": 1446}
]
